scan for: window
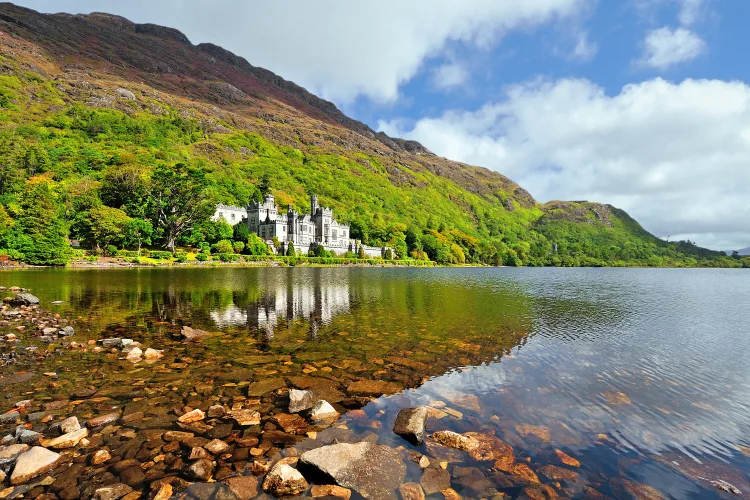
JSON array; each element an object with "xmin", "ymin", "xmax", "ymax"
[
  {"xmin": 231, "ymin": 213, "xmax": 235, "ymax": 220},
  {"xmin": 332, "ymin": 230, "xmax": 338, "ymax": 239}
]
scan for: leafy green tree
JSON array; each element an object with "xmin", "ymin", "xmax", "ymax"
[
  {"xmin": 384, "ymin": 248, "xmax": 393, "ymax": 260},
  {"xmin": 357, "ymin": 245, "xmax": 366, "ymax": 259},
  {"xmin": 22, "ymin": 144, "xmax": 51, "ymax": 176},
  {"xmin": 233, "ymin": 241, "xmax": 245, "ymax": 254},
  {"xmin": 246, "ymin": 234, "xmax": 271, "ymax": 256},
  {"xmin": 259, "ymin": 173, "xmax": 271, "ymax": 197},
  {"xmin": 233, "ymin": 222, "xmax": 250, "ymax": 243},
  {"xmin": 16, "ymin": 179, "xmax": 71, "ymax": 265},
  {"xmin": 212, "ymin": 239, "xmax": 233, "ymax": 254},
  {"xmin": 124, "ymin": 218, "xmax": 153, "ymax": 255},
  {"xmin": 100, "ymin": 166, "xmax": 148, "ymax": 216},
  {"xmin": 148, "ymin": 163, "xmax": 214, "ymax": 252},
  {"xmin": 87, "ymin": 206, "xmax": 131, "ymax": 250},
  {"xmin": 286, "ymin": 241, "xmax": 296, "ymax": 256}
]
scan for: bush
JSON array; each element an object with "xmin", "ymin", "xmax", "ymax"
[
  {"xmin": 218, "ymin": 253, "xmax": 239, "ymax": 262},
  {"xmin": 175, "ymin": 252, "xmax": 187, "ymax": 263},
  {"xmin": 199, "ymin": 241, "xmax": 211, "ymax": 254},
  {"xmin": 195, "ymin": 252, "xmax": 208, "ymax": 261},
  {"xmin": 148, "ymin": 250, "xmax": 173, "ymax": 260},
  {"xmin": 212, "ymin": 239, "xmax": 234, "ymax": 254},
  {"xmin": 233, "ymin": 241, "xmax": 245, "ymax": 254},
  {"xmin": 106, "ymin": 245, "xmax": 118, "ymax": 257}
]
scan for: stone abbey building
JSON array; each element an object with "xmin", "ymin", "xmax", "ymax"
[{"xmin": 214, "ymin": 194, "xmax": 388, "ymax": 258}]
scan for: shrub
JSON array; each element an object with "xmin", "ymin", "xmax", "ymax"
[
  {"xmin": 218, "ymin": 253, "xmax": 239, "ymax": 262},
  {"xmin": 195, "ymin": 252, "xmax": 208, "ymax": 261},
  {"xmin": 199, "ymin": 241, "xmax": 210, "ymax": 254},
  {"xmin": 175, "ymin": 252, "xmax": 187, "ymax": 263},
  {"xmin": 212, "ymin": 239, "xmax": 233, "ymax": 254},
  {"xmin": 233, "ymin": 241, "xmax": 245, "ymax": 254},
  {"xmin": 106, "ymin": 245, "xmax": 118, "ymax": 257},
  {"xmin": 148, "ymin": 250, "xmax": 173, "ymax": 260}
]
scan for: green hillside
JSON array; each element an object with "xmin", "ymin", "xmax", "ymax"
[{"xmin": 0, "ymin": 5, "xmax": 744, "ymax": 268}]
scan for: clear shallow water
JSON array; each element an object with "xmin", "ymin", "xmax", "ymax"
[{"xmin": 1, "ymin": 267, "xmax": 749, "ymax": 498}]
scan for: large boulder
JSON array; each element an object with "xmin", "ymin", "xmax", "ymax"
[
  {"xmin": 300, "ymin": 442, "xmax": 406, "ymax": 499},
  {"xmin": 262, "ymin": 462, "xmax": 308, "ymax": 496},
  {"xmin": 10, "ymin": 293, "xmax": 39, "ymax": 307},
  {"xmin": 393, "ymin": 407, "xmax": 428, "ymax": 444},
  {"xmin": 10, "ymin": 446, "xmax": 61, "ymax": 484},
  {"xmin": 289, "ymin": 389, "xmax": 315, "ymax": 413}
]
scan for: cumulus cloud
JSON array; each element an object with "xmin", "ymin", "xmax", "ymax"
[
  {"xmin": 677, "ymin": 0, "xmax": 705, "ymax": 25},
  {"xmin": 640, "ymin": 26, "xmax": 705, "ymax": 69},
  {"xmin": 569, "ymin": 32, "xmax": 598, "ymax": 61},
  {"xmin": 379, "ymin": 78, "xmax": 750, "ymax": 250},
  {"xmin": 16, "ymin": 0, "xmax": 586, "ymax": 103},
  {"xmin": 432, "ymin": 62, "xmax": 470, "ymax": 90}
]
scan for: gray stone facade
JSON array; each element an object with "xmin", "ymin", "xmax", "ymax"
[{"xmin": 213, "ymin": 194, "xmax": 389, "ymax": 258}]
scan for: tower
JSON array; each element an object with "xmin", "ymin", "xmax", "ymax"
[{"xmin": 310, "ymin": 194, "xmax": 318, "ymax": 215}]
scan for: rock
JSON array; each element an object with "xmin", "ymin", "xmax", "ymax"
[
  {"xmin": 207, "ymin": 404, "xmax": 226, "ymax": 418},
  {"xmin": 536, "ymin": 465, "xmax": 580, "ymax": 483},
  {"xmin": 273, "ymin": 413, "xmax": 308, "ymax": 433},
  {"xmin": 44, "ymin": 428, "xmax": 88, "ymax": 449},
  {"xmin": 228, "ymin": 409, "xmax": 260, "ymax": 426},
  {"xmin": 181, "ymin": 326, "xmax": 208, "ymax": 341},
  {"xmin": 289, "ymin": 389, "xmax": 316, "ymax": 413},
  {"xmin": 464, "ymin": 432, "xmax": 514, "ymax": 470},
  {"xmin": 441, "ymin": 488, "xmax": 463, "ymax": 500},
  {"xmin": 120, "ymin": 465, "xmax": 145, "ymax": 486},
  {"xmin": 60, "ymin": 416, "xmax": 81, "ymax": 434},
  {"xmin": 189, "ymin": 447, "xmax": 211, "ymax": 460},
  {"xmin": 346, "ymin": 380, "xmax": 403, "ymax": 396},
  {"xmin": 163, "ymin": 430, "xmax": 194, "ymax": 442},
  {"xmin": 87, "ymin": 413, "xmax": 120, "ymax": 428},
  {"xmin": 399, "ymin": 483, "xmax": 426, "ymax": 500},
  {"xmin": 393, "ymin": 407, "xmax": 428, "ymax": 444},
  {"xmin": 554, "ymin": 449, "xmax": 581, "ymax": 467},
  {"xmin": 10, "ymin": 447, "xmax": 61, "ymax": 485},
  {"xmin": 419, "ymin": 455, "xmax": 430, "ymax": 468},
  {"xmin": 421, "ymin": 468, "xmax": 451, "ymax": 495},
  {"xmin": 300, "ymin": 442, "xmax": 406, "ymax": 499},
  {"xmin": 247, "ymin": 377, "xmax": 286, "ymax": 396},
  {"xmin": 125, "ymin": 347, "xmax": 142, "ymax": 362},
  {"xmin": 609, "ymin": 478, "xmax": 664, "ymax": 500},
  {"xmin": 312, "ymin": 484, "xmax": 352, "ymax": 499},
  {"xmin": 515, "ymin": 424, "xmax": 551, "ymax": 442},
  {"xmin": 0, "ymin": 443, "xmax": 29, "ymax": 464},
  {"xmin": 100, "ymin": 338, "xmax": 122, "ymax": 348},
  {"xmin": 92, "ymin": 483, "xmax": 133, "ymax": 500},
  {"xmin": 144, "ymin": 348, "xmax": 163, "ymax": 360},
  {"xmin": 309, "ymin": 400, "xmax": 339, "ymax": 423},
  {"xmin": 16, "ymin": 429, "xmax": 40, "ymax": 445},
  {"xmin": 0, "ymin": 412, "xmax": 20, "ymax": 424},
  {"xmin": 152, "ymin": 483, "xmax": 173, "ymax": 500},
  {"xmin": 432, "ymin": 430, "xmax": 479, "ymax": 451},
  {"xmin": 205, "ymin": 439, "xmax": 230, "ymax": 455},
  {"xmin": 224, "ymin": 475, "xmax": 259, "ymax": 500},
  {"xmin": 189, "ymin": 458, "xmax": 215, "ymax": 481},
  {"xmin": 116, "ymin": 88, "xmax": 136, "ymax": 100},
  {"xmin": 262, "ymin": 463, "xmax": 308, "ymax": 496},
  {"xmin": 10, "ymin": 294, "xmax": 39, "ymax": 306},
  {"xmin": 60, "ymin": 326, "xmax": 74, "ymax": 336},
  {"xmin": 91, "ymin": 449, "xmax": 111, "ymax": 465},
  {"xmin": 178, "ymin": 408, "xmax": 205, "ymax": 423}
]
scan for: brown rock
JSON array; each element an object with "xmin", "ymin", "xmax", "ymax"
[
  {"xmin": 228, "ymin": 409, "xmax": 260, "ymax": 426},
  {"xmin": 10, "ymin": 447, "xmax": 61, "ymax": 485},
  {"xmin": 181, "ymin": 326, "xmax": 209, "ymax": 341},
  {"xmin": 262, "ymin": 463, "xmax": 308, "ymax": 496},
  {"xmin": 272, "ymin": 413, "xmax": 308, "ymax": 434},
  {"xmin": 312, "ymin": 484, "xmax": 352, "ymax": 499},
  {"xmin": 163, "ymin": 431, "xmax": 194, "ymax": 442},
  {"xmin": 91, "ymin": 449, "xmax": 112, "ymax": 465},
  {"xmin": 421, "ymin": 468, "xmax": 451, "ymax": 495},
  {"xmin": 189, "ymin": 459, "xmax": 215, "ymax": 481},
  {"xmin": 441, "ymin": 488, "xmax": 463, "ymax": 500},
  {"xmin": 609, "ymin": 478, "xmax": 664, "ymax": 500},
  {"xmin": 536, "ymin": 465, "xmax": 580, "ymax": 483},
  {"xmin": 92, "ymin": 483, "xmax": 133, "ymax": 500},
  {"xmin": 399, "ymin": 482, "xmax": 426, "ymax": 500},
  {"xmin": 247, "ymin": 378, "xmax": 286, "ymax": 396},
  {"xmin": 224, "ymin": 475, "xmax": 259, "ymax": 500},
  {"xmin": 44, "ymin": 428, "xmax": 89, "ymax": 449},
  {"xmin": 204, "ymin": 439, "xmax": 230, "ymax": 455},
  {"xmin": 432, "ymin": 430, "xmax": 480, "ymax": 451},
  {"xmin": 515, "ymin": 424, "xmax": 551, "ymax": 442},
  {"xmin": 152, "ymin": 483, "xmax": 173, "ymax": 500},
  {"xmin": 554, "ymin": 449, "xmax": 581, "ymax": 467},
  {"xmin": 87, "ymin": 413, "xmax": 120, "ymax": 428},
  {"xmin": 178, "ymin": 408, "xmax": 205, "ymax": 423},
  {"xmin": 346, "ymin": 379, "xmax": 403, "ymax": 396}
]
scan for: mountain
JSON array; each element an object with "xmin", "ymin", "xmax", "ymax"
[
  {"xmin": 735, "ymin": 247, "xmax": 750, "ymax": 256},
  {"xmin": 0, "ymin": 3, "xmax": 735, "ymax": 266}
]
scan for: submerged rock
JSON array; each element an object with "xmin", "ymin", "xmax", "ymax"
[
  {"xmin": 86, "ymin": 413, "xmax": 120, "ymax": 428},
  {"xmin": 609, "ymin": 477, "xmax": 664, "ymax": 500},
  {"xmin": 178, "ymin": 408, "xmax": 205, "ymax": 423},
  {"xmin": 181, "ymin": 326, "xmax": 209, "ymax": 341},
  {"xmin": 289, "ymin": 389, "xmax": 315, "ymax": 413},
  {"xmin": 262, "ymin": 462, "xmax": 308, "ymax": 496},
  {"xmin": 10, "ymin": 446, "xmax": 61, "ymax": 484},
  {"xmin": 432, "ymin": 430, "xmax": 479, "ymax": 451},
  {"xmin": 228, "ymin": 409, "xmax": 260, "ymax": 426},
  {"xmin": 10, "ymin": 293, "xmax": 39, "ymax": 306},
  {"xmin": 309, "ymin": 400, "xmax": 339, "ymax": 423},
  {"xmin": 60, "ymin": 416, "xmax": 81, "ymax": 434},
  {"xmin": 311, "ymin": 484, "xmax": 352, "ymax": 499},
  {"xmin": 399, "ymin": 483, "xmax": 426, "ymax": 500},
  {"xmin": 300, "ymin": 442, "xmax": 406, "ymax": 499},
  {"xmin": 393, "ymin": 407, "xmax": 428, "ymax": 444},
  {"xmin": 44, "ymin": 428, "xmax": 88, "ymax": 449}
]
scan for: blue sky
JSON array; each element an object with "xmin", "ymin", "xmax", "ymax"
[{"xmin": 13, "ymin": 0, "xmax": 750, "ymax": 250}]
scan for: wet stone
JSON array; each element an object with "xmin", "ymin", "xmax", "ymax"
[
  {"xmin": 10, "ymin": 446, "xmax": 61, "ymax": 485},
  {"xmin": 393, "ymin": 407, "xmax": 428, "ymax": 444},
  {"xmin": 0, "ymin": 412, "xmax": 20, "ymax": 425},
  {"xmin": 609, "ymin": 478, "xmax": 665, "ymax": 500},
  {"xmin": 288, "ymin": 389, "xmax": 315, "ymax": 413},
  {"xmin": 178, "ymin": 408, "xmax": 205, "ymax": 424},
  {"xmin": 91, "ymin": 449, "xmax": 112, "ymax": 465},
  {"xmin": 309, "ymin": 400, "xmax": 339, "ymax": 423},
  {"xmin": 346, "ymin": 379, "xmax": 403, "ymax": 396},
  {"xmin": 224, "ymin": 476, "xmax": 259, "ymax": 499},
  {"xmin": 205, "ymin": 439, "xmax": 230, "ymax": 455},
  {"xmin": 536, "ymin": 465, "xmax": 580, "ymax": 484},
  {"xmin": 247, "ymin": 377, "xmax": 286, "ymax": 396},
  {"xmin": 300, "ymin": 442, "xmax": 406, "ymax": 500},
  {"xmin": 432, "ymin": 430, "xmax": 480, "ymax": 451},
  {"xmin": 189, "ymin": 458, "xmax": 215, "ymax": 481},
  {"xmin": 44, "ymin": 428, "xmax": 88, "ymax": 449},
  {"xmin": 421, "ymin": 467, "xmax": 452, "ymax": 495},
  {"xmin": 262, "ymin": 462, "xmax": 308, "ymax": 497},
  {"xmin": 92, "ymin": 483, "xmax": 133, "ymax": 500},
  {"xmin": 60, "ymin": 416, "xmax": 81, "ymax": 434},
  {"xmin": 207, "ymin": 405, "xmax": 226, "ymax": 418},
  {"xmin": 312, "ymin": 484, "xmax": 353, "ymax": 499},
  {"xmin": 87, "ymin": 413, "xmax": 120, "ymax": 428},
  {"xmin": 399, "ymin": 483, "xmax": 426, "ymax": 500}
]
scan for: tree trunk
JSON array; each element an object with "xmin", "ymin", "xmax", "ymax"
[{"xmin": 166, "ymin": 234, "xmax": 176, "ymax": 254}]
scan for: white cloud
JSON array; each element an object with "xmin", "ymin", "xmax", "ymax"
[
  {"xmin": 570, "ymin": 32, "xmax": 598, "ymax": 61},
  {"xmin": 677, "ymin": 0, "xmax": 704, "ymax": 25},
  {"xmin": 432, "ymin": 63, "xmax": 470, "ymax": 90},
  {"xmin": 15, "ymin": 0, "xmax": 586, "ymax": 104},
  {"xmin": 639, "ymin": 26, "xmax": 705, "ymax": 69},
  {"xmin": 379, "ymin": 78, "xmax": 750, "ymax": 250}
]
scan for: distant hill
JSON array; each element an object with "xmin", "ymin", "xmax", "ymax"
[
  {"xmin": 735, "ymin": 247, "xmax": 750, "ymax": 256},
  {"xmin": 0, "ymin": 3, "xmax": 737, "ymax": 266}
]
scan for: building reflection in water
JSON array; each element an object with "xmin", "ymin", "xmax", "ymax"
[{"xmin": 209, "ymin": 270, "xmax": 351, "ymax": 340}]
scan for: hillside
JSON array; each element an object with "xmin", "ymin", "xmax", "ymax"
[{"xmin": 0, "ymin": 3, "xmax": 741, "ymax": 267}]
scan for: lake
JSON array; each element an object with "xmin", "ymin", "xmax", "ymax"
[{"xmin": 0, "ymin": 267, "xmax": 748, "ymax": 499}]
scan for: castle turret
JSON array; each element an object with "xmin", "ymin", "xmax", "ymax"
[{"xmin": 311, "ymin": 194, "xmax": 318, "ymax": 215}]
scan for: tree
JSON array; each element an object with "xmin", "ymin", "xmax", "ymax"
[
  {"xmin": 100, "ymin": 165, "xmax": 148, "ymax": 216},
  {"xmin": 246, "ymin": 234, "xmax": 271, "ymax": 256},
  {"xmin": 22, "ymin": 144, "xmax": 51, "ymax": 176},
  {"xmin": 384, "ymin": 248, "xmax": 393, "ymax": 260},
  {"xmin": 357, "ymin": 245, "xmax": 366, "ymax": 259},
  {"xmin": 16, "ymin": 179, "xmax": 71, "ymax": 265},
  {"xmin": 124, "ymin": 218, "xmax": 153, "ymax": 255},
  {"xmin": 87, "ymin": 206, "xmax": 131, "ymax": 250},
  {"xmin": 259, "ymin": 173, "xmax": 271, "ymax": 197},
  {"xmin": 286, "ymin": 241, "xmax": 296, "ymax": 256},
  {"xmin": 148, "ymin": 163, "xmax": 214, "ymax": 253},
  {"xmin": 233, "ymin": 241, "xmax": 245, "ymax": 254},
  {"xmin": 212, "ymin": 239, "xmax": 233, "ymax": 254},
  {"xmin": 233, "ymin": 222, "xmax": 250, "ymax": 243}
]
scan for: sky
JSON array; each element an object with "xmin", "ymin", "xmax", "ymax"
[{"xmin": 14, "ymin": 0, "xmax": 750, "ymax": 251}]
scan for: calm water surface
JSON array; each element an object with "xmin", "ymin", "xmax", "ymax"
[{"xmin": 2, "ymin": 267, "xmax": 749, "ymax": 499}]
